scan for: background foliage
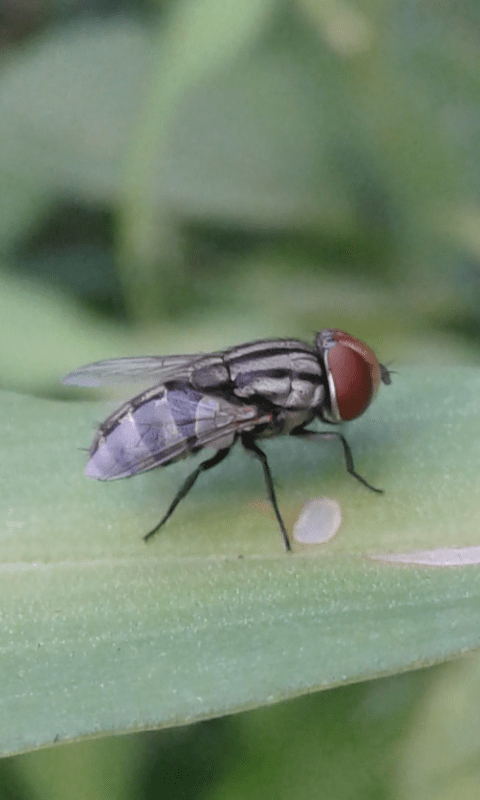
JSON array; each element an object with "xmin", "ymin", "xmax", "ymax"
[{"xmin": 1, "ymin": 0, "xmax": 480, "ymax": 797}]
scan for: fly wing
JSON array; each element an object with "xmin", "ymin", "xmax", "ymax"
[
  {"xmin": 86, "ymin": 385, "xmax": 272, "ymax": 480},
  {"xmin": 63, "ymin": 353, "xmax": 207, "ymax": 387}
]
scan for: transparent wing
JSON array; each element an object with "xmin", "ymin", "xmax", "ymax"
[
  {"xmin": 87, "ymin": 388, "xmax": 273, "ymax": 480},
  {"xmin": 63, "ymin": 354, "xmax": 207, "ymax": 387},
  {"xmin": 113, "ymin": 408, "xmax": 271, "ymax": 478}
]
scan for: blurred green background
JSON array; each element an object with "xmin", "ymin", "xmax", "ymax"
[{"xmin": 2, "ymin": 0, "xmax": 480, "ymax": 797}]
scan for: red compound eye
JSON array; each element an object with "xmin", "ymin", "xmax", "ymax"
[{"xmin": 326, "ymin": 330, "xmax": 382, "ymax": 421}]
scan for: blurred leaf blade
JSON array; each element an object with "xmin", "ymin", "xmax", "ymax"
[{"xmin": 0, "ymin": 19, "xmax": 153, "ymax": 210}]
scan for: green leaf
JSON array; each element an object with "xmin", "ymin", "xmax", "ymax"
[
  {"xmin": 398, "ymin": 656, "xmax": 480, "ymax": 800},
  {"xmin": 0, "ymin": 270, "xmax": 123, "ymax": 392},
  {"xmin": 0, "ymin": 19, "xmax": 152, "ymax": 230},
  {"xmin": 1, "ymin": 366, "xmax": 480, "ymax": 756}
]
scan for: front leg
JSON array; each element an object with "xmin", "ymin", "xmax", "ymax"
[{"xmin": 291, "ymin": 428, "xmax": 383, "ymax": 493}]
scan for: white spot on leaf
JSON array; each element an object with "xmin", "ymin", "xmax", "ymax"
[
  {"xmin": 370, "ymin": 546, "xmax": 480, "ymax": 567},
  {"xmin": 293, "ymin": 498, "xmax": 342, "ymax": 544}
]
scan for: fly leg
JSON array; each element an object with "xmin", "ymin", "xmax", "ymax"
[
  {"xmin": 292, "ymin": 428, "xmax": 383, "ymax": 493},
  {"xmin": 144, "ymin": 447, "xmax": 231, "ymax": 541},
  {"xmin": 241, "ymin": 433, "xmax": 292, "ymax": 552}
]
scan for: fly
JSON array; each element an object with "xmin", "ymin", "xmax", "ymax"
[{"xmin": 64, "ymin": 330, "xmax": 391, "ymax": 551}]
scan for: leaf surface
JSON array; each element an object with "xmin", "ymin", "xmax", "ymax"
[{"xmin": 1, "ymin": 367, "xmax": 480, "ymax": 756}]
